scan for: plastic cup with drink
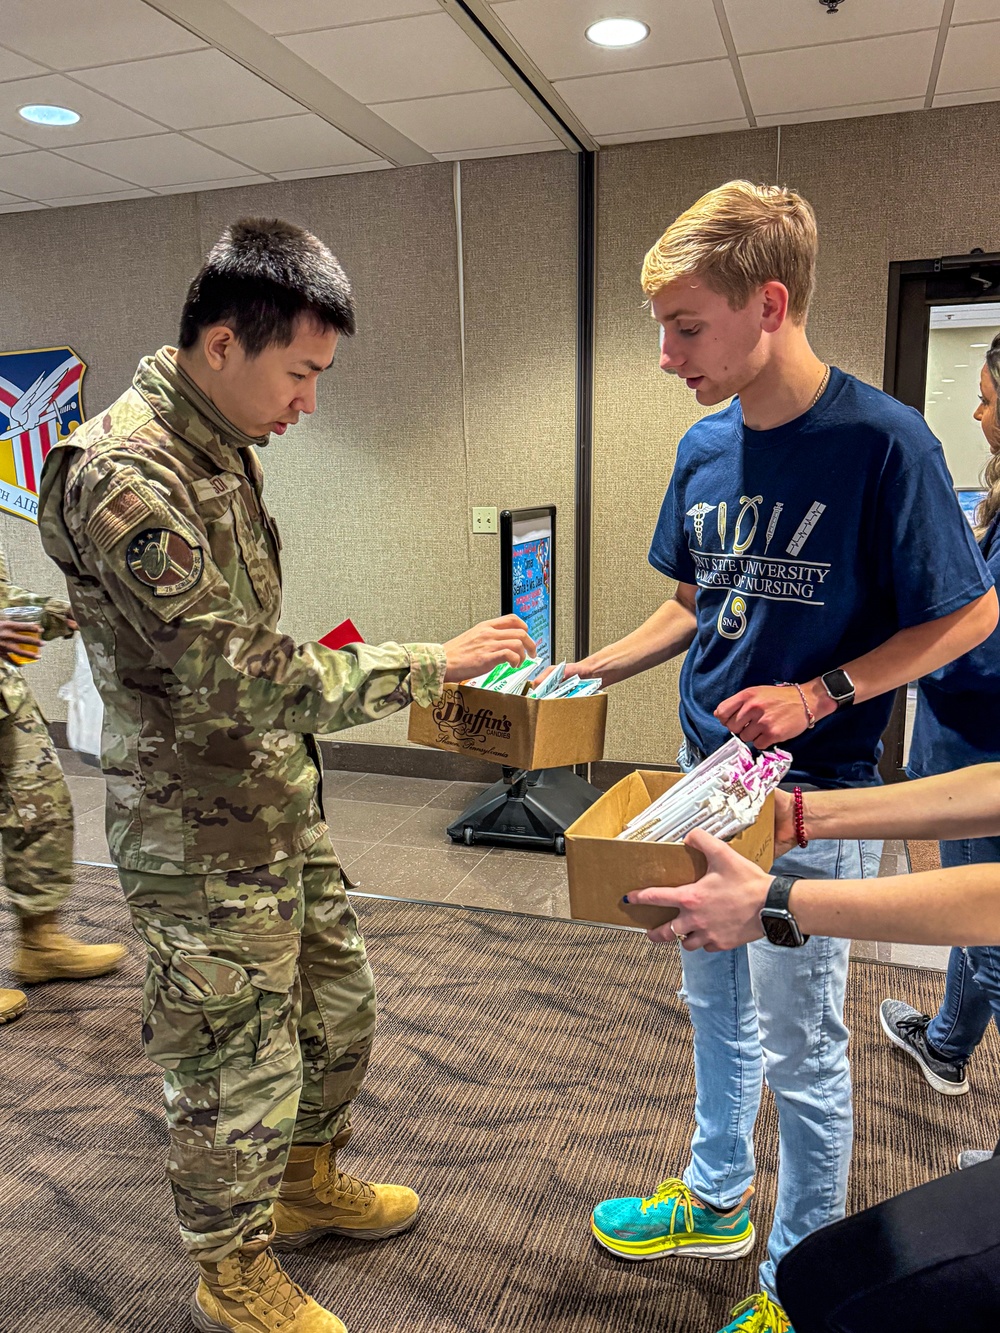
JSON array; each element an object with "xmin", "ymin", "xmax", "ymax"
[{"xmin": 3, "ymin": 605, "xmax": 43, "ymax": 666}]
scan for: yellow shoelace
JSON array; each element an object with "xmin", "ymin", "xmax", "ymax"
[
  {"xmin": 728, "ymin": 1292, "xmax": 791, "ymax": 1333},
  {"xmin": 639, "ymin": 1179, "xmax": 698, "ymax": 1236}
]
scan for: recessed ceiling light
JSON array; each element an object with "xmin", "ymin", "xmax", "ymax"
[
  {"xmin": 586, "ymin": 17, "xmax": 650, "ymax": 47},
  {"xmin": 19, "ymin": 103, "xmax": 80, "ymax": 126},
  {"xmin": 971, "ymin": 342, "xmax": 990, "ymax": 348},
  {"xmin": 942, "ymin": 378, "xmax": 955, "ymax": 383}
]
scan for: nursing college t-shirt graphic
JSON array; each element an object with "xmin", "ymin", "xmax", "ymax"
[{"xmin": 648, "ymin": 367, "xmax": 994, "ymax": 785}]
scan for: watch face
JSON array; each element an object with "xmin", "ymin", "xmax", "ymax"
[
  {"xmin": 823, "ymin": 669, "xmax": 854, "ymax": 701},
  {"xmin": 761, "ymin": 910, "xmax": 805, "ymax": 947}
]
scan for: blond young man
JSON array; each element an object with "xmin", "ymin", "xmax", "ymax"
[{"xmin": 577, "ymin": 182, "xmax": 998, "ymax": 1333}]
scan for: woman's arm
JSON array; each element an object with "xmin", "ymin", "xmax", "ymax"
[
  {"xmin": 773, "ymin": 763, "xmax": 1000, "ymax": 850},
  {"xmin": 627, "ymin": 827, "xmax": 1000, "ymax": 953}
]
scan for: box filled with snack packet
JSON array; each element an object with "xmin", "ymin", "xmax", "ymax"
[{"xmin": 565, "ymin": 769, "xmax": 776, "ymax": 930}]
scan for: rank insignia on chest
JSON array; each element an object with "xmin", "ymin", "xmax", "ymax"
[{"xmin": 126, "ymin": 527, "xmax": 204, "ymax": 596}]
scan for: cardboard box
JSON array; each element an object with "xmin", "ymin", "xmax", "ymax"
[
  {"xmin": 407, "ymin": 683, "xmax": 607, "ymax": 769},
  {"xmin": 565, "ymin": 770, "xmax": 774, "ymax": 930}
]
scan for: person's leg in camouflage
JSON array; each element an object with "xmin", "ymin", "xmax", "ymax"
[
  {"xmin": 273, "ymin": 834, "xmax": 419, "ymax": 1248},
  {"xmin": 1, "ymin": 692, "xmax": 125, "ymax": 987},
  {"xmin": 122, "ymin": 842, "xmax": 354, "ymax": 1332}
]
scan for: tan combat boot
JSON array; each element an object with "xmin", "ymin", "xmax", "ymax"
[
  {"xmin": 0, "ymin": 987, "xmax": 26, "ymax": 1023},
  {"xmin": 13, "ymin": 911, "xmax": 127, "ymax": 983},
  {"xmin": 192, "ymin": 1227, "xmax": 347, "ymax": 1333},
  {"xmin": 273, "ymin": 1142, "xmax": 420, "ymax": 1251}
]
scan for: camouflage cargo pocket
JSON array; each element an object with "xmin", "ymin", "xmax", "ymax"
[{"xmin": 142, "ymin": 950, "xmax": 260, "ymax": 1071}]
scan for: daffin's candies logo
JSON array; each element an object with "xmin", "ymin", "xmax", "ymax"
[{"xmin": 432, "ymin": 693, "xmax": 513, "ymax": 741}]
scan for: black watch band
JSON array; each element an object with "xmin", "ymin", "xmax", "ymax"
[
  {"xmin": 760, "ymin": 873, "xmax": 809, "ymax": 948},
  {"xmin": 821, "ymin": 668, "xmax": 855, "ymax": 710}
]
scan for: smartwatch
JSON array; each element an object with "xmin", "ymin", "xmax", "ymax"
[
  {"xmin": 820, "ymin": 668, "xmax": 855, "ymax": 710},
  {"xmin": 760, "ymin": 873, "xmax": 809, "ymax": 948}
]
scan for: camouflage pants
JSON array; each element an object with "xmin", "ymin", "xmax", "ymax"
[
  {"xmin": 120, "ymin": 831, "xmax": 376, "ymax": 1263},
  {"xmin": 0, "ymin": 692, "xmax": 74, "ymax": 917}
]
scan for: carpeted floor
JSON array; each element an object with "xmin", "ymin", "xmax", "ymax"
[
  {"xmin": 2, "ymin": 864, "xmax": 998, "ymax": 1333},
  {"xmin": 906, "ymin": 840, "xmax": 942, "ymax": 874}
]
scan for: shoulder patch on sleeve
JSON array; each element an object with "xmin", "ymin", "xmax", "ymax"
[
  {"xmin": 126, "ymin": 528, "xmax": 204, "ymax": 597},
  {"xmin": 87, "ymin": 482, "xmax": 155, "ymax": 553}
]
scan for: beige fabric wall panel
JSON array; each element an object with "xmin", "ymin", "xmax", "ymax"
[
  {"xmin": 459, "ymin": 152, "xmax": 578, "ymax": 662},
  {"xmin": 593, "ymin": 130, "xmax": 779, "ymax": 764},
  {"xmin": 0, "ymin": 194, "xmax": 202, "ymax": 718}
]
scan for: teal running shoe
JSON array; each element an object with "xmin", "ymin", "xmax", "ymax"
[
  {"xmin": 591, "ymin": 1177, "xmax": 754, "ymax": 1260},
  {"xmin": 719, "ymin": 1292, "xmax": 792, "ymax": 1332}
]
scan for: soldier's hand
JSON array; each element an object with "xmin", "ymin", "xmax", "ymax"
[
  {"xmin": 0, "ymin": 620, "xmax": 42, "ymax": 663},
  {"xmin": 443, "ymin": 615, "xmax": 535, "ymax": 682}
]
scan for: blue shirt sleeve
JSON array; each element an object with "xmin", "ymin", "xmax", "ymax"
[
  {"xmin": 649, "ymin": 466, "xmax": 696, "ymax": 583},
  {"xmin": 874, "ymin": 416, "xmax": 994, "ymax": 628}
]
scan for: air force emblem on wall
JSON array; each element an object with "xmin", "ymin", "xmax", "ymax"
[{"xmin": 0, "ymin": 346, "xmax": 86, "ymax": 524}]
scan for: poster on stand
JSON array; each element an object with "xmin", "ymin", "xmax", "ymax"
[{"xmin": 0, "ymin": 346, "xmax": 87, "ymax": 523}]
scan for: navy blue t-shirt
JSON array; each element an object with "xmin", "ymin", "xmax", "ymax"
[
  {"xmin": 648, "ymin": 367, "xmax": 993, "ymax": 788},
  {"xmin": 909, "ymin": 514, "xmax": 1000, "ymax": 777}
]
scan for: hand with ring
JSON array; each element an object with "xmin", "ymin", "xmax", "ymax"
[{"xmin": 669, "ymin": 922, "xmax": 688, "ymax": 943}]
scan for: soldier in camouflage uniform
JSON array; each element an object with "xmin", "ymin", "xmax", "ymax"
[
  {"xmin": 38, "ymin": 218, "xmax": 532, "ymax": 1333},
  {"xmin": 0, "ymin": 546, "xmax": 126, "ymax": 1024}
]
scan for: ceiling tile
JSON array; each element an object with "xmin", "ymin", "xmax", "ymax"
[
  {"xmin": 226, "ymin": 1, "xmax": 439, "ymax": 34},
  {"xmin": 0, "ymin": 74, "xmax": 162, "ymax": 147},
  {"xmin": 0, "ymin": 44, "xmax": 47, "ymax": 80},
  {"xmin": 952, "ymin": 0, "xmax": 998, "ymax": 21},
  {"xmin": 935, "ymin": 86, "xmax": 1000, "ymax": 107},
  {"xmin": 45, "ymin": 188, "xmax": 154, "ymax": 206},
  {"xmin": 553, "ymin": 60, "xmax": 745, "ymax": 138},
  {"xmin": 489, "ymin": 0, "xmax": 726, "ymax": 80},
  {"xmin": 154, "ymin": 174, "xmax": 272, "ymax": 194},
  {"xmin": 72, "ymin": 50, "xmax": 304, "ymax": 131},
  {"xmin": 375, "ymin": 87, "xmax": 556, "ymax": 154},
  {"xmin": 281, "ymin": 12, "xmax": 507, "ymax": 103},
  {"xmin": 0, "ymin": 150, "xmax": 134, "ymax": 200},
  {"xmin": 433, "ymin": 141, "xmax": 563, "ymax": 161},
  {"xmin": 0, "ymin": 131, "xmax": 35, "ymax": 155},
  {"xmin": 1, "ymin": 0, "xmax": 205, "ymax": 71},
  {"xmin": 598, "ymin": 118, "xmax": 751, "ymax": 144},
  {"xmin": 272, "ymin": 161, "xmax": 393, "ymax": 179},
  {"xmin": 725, "ymin": 0, "xmax": 944, "ymax": 54},
  {"xmin": 61, "ymin": 134, "xmax": 255, "ymax": 188},
  {"xmin": 756, "ymin": 98, "xmax": 925, "ymax": 126},
  {"xmin": 937, "ymin": 20, "xmax": 1000, "ymax": 93},
  {"xmin": 190, "ymin": 114, "xmax": 378, "ymax": 174},
  {"xmin": 742, "ymin": 30, "xmax": 938, "ymax": 117},
  {"xmin": 0, "ymin": 200, "xmax": 45, "ymax": 212},
  {"xmin": 0, "ymin": 190, "xmax": 29, "ymax": 205}
]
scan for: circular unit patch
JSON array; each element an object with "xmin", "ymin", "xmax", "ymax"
[{"xmin": 126, "ymin": 528, "xmax": 204, "ymax": 597}]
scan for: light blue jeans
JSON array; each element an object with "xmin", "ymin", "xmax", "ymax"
[{"xmin": 679, "ymin": 832, "xmax": 882, "ymax": 1299}]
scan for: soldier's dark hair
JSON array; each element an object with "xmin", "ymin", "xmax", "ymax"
[{"xmin": 178, "ymin": 217, "xmax": 356, "ymax": 356}]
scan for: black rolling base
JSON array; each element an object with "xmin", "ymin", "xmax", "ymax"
[{"xmin": 447, "ymin": 766, "xmax": 602, "ymax": 854}]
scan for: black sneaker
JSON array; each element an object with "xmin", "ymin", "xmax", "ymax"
[
  {"xmin": 958, "ymin": 1149, "xmax": 993, "ymax": 1170},
  {"xmin": 879, "ymin": 999, "xmax": 970, "ymax": 1095}
]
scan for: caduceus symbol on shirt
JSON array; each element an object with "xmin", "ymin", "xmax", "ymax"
[
  {"xmin": 686, "ymin": 502, "xmax": 717, "ymax": 546},
  {"xmin": 733, "ymin": 495, "xmax": 764, "ymax": 554}
]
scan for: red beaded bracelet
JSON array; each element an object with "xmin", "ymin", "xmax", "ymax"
[{"xmin": 793, "ymin": 786, "xmax": 808, "ymax": 848}]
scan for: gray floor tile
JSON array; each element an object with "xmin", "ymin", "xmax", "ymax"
[
  {"xmin": 55, "ymin": 746, "xmax": 102, "ymax": 778},
  {"xmin": 72, "ymin": 806, "xmax": 111, "ymax": 864},
  {"xmin": 888, "ymin": 943, "xmax": 950, "ymax": 970},
  {"xmin": 325, "ymin": 797, "xmax": 414, "ymax": 844},
  {"xmin": 445, "ymin": 850, "xmax": 570, "ymax": 917},
  {"xmin": 347, "ymin": 842, "xmax": 486, "ymax": 902},
  {"xmin": 425, "ymin": 781, "xmax": 492, "ymax": 812},
  {"xmin": 330, "ymin": 838, "xmax": 377, "ymax": 868},
  {"xmin": 335, "ymin": 773, "xmax": 452, "ymax": 807},
  {"xmin": 65, "ymin": 774, "xmax": 106, "ymax": 817},
  {"xmin": 380, "ymin": 806, "xmax": 465, "ymax": 851},
  {"xmin": 321, "ymin": 770, "xmax": 368, "ymax": 798}
]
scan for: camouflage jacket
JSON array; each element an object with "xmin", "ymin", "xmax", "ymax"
[
  {"xmin": 0, "ymin": 544, "xmax": 74, "ymax": 720},
  {"xmin": 37, "ymin": 348, "xmax": 447, "ymax": 874}
]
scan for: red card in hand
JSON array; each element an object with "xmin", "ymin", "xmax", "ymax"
[{"xmin": 319, "ymin": 619, "xmax": 365, "ymax": 650}]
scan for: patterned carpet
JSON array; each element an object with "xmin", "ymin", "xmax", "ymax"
[{"xmin": 2, "ymin": 863, "xmax": 998, "ymax": 1333}]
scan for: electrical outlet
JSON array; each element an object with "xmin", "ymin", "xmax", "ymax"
[{"xmin": 472, "ymin": 506, "xmax": 498, "ymax": 534}]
